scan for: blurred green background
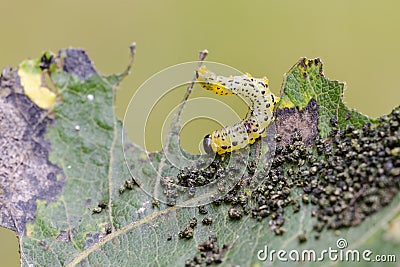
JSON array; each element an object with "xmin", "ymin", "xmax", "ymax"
[{"xmin": 1, "ymin": 0, "xmax": 400, "ymax": 265}]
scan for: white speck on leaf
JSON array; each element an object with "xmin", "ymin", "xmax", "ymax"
[
  {"xmin": 137, "ymin": 201, "xmax": 150, "ymax": 215},
  {"xmin": 137, "ymin": 207, "xmax": 146, "ymax": 214}
]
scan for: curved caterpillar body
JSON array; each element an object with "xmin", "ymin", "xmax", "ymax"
[{"xmin": 197, "ymin": 66, "xmax": 280, "ymax": 155}]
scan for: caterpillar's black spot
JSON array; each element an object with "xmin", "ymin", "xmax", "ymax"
[
  {"xmin": 244, "ymin": 122, "xmax": 252, "ymax": 133},
  {"xmin": 300, "ymin": 59, "xmax": 307, "ymax": 68}
]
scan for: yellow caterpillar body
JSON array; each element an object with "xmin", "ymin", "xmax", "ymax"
[{"xmin": 197, "ymin": 66, "xmax": 280, "ymax": 155}]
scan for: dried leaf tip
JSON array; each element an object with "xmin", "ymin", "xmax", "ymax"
[{"xmin": 199, "ymin": 49, "xmax": 208, "ymax": 61}]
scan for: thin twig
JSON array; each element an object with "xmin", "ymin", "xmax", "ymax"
[
  {"xmin": 152, "ymin": 49, "xmax": 208, "ymax": 205},
  {"xmin": 119, "ymin": 42, "xmax": 136, "ymax": 78},
  {"xmin": 174, "ymin": 50, "xmax": 208, "ymax": 122}
]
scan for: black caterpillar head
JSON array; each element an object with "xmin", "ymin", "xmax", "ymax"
[{"xmin": 203, "ymin": 134, "xmax": 215, "ymax": 155}]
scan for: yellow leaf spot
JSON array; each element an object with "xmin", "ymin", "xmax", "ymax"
[
  {"xmin": 18, "ymin": 60, "xmax": 56, "ymax": 110},
  {"xmin": 277, "ymin": 97, "xmax": 295, "ymax": 108},
  {"xmin": 26, "ymin": 222, "xmax": 34, "ymax": 237}
]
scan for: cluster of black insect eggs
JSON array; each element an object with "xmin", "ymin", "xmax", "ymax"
[
  {"xmin": 152, "ymin": 165, "xmax": 221, "ymax": 207},
  {"xmin": 249, "ymin": 131, "xmax": 304, "ymax": 235},
  {"xmin": 184, "ymin": 235, "xmax": 228, "ymax": 267},
  {"xmin": 257, "ymin": 107, "xmax": 400, "ymax": 236},
  {"xmin": 176, "ymin": 153, "xmax": 247, "ymax": 189},
  {"xmin": 173, "ymin": 107, "xmax": 399, "ymax": 241},
  {"xmin": 307, "ymin": 108, "xmax": 399, "ymax": 231},
  {"xmin": 176, "ymin": 159, "xmax": 222, "ymax": 188},
  {"xmin": 226, "ymin": 106, "xmax": 399, "ymax": 238}
]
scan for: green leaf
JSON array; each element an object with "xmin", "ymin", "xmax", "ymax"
[
  {"xmin": 279, "ymin": 58, "xmax": 374, "ymax": 138},
  {"xmin": 0, "ymin": 50, "xmax": 398, "ymax": 267}
]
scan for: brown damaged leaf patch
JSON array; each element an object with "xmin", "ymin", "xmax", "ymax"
[
  {"xmin": 0, "ymin": 67, "xmax": 64, "ymax": 235},
  {"xmin": 275, "ymin": 98, "xmax": 319, "ymax": 147}
]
